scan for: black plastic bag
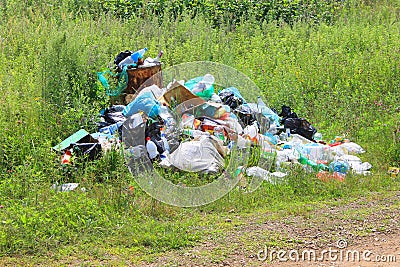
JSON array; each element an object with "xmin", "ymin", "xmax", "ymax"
[
  {"xmin": 103, "ymin": 112, "xmax": 126, "ymax": 125},
  {"xmin": 97, "ymin": 105, "xmax": 127, "ymax": 129},
  {"xmin": 284, "ymin": 118, "xmax": 317, "ymax": 141},
  {"xmin": 234, "ymin": 105, "xmax": 256, "ymax": 127},
  {"xmin": 219, "ymin": 92, "xmax": 243, "ymax": 109},
  {"xmin": 279, "ymin": 105, "xmax": 298, "ymax": 124},
  {"xmin": 72, "ymin": 143, "xmax": 102, "ymax": 160}
]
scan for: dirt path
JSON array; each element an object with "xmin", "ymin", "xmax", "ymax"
[{"xmin": 143, "ymin": 191, "xmax": 400, "ymax": 267}]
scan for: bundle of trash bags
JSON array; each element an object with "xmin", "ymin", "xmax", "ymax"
[{"xmin": 54, "ymin": 72, "xmax": 373, "ymax": 185}]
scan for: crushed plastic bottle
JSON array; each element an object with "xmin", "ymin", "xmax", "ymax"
[
  {"xmin": 313, "ymin": 132, "xmax": 322, "ymax": 141},
  {"xmin": 298, "ymin": 154, "xmax": 329, "ymax": 172},
  {"xmin": 61, "ymin": 149, "xmax": 72, "ymax": 165},
  {"xmin": 245, "ymin": 166, "xmax": 287, "ymax": 184},
  {"xmin": 329, "ymin": 160, "xmax": 350, "ymax": 174},
  {"xmin": 210, "ymin": 93, "xmax": 222, "ymax": 103}
]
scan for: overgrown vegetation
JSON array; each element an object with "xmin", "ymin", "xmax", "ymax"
[{"xmin": 0, "ymin": 0, "xmax": 399, "ymax": 264}]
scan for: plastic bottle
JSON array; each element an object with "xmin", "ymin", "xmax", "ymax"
[
  {"xmin": 245, "ymin": 166, "xmax": 285, "ymax": 184},
  {"xmin": 227, "ymin": 140, "xmax": 235, "ymax": 150},
  {"xmin": 329, "ymin": 160, "xmax": 349, "ymax": 174},
  {"xmin": 146, "ymin": 137, "xmax": 159, "ymax": 160},
  {"xmin": 279, "ymin": 131, "xmax": 288, "ymax": 142},
  {"xmin": 118, "ymin": 48, "xmax": 148, "ymax": 68},
  {"xmin": 158, "ymin": 105, "xmax": 173, "ymax": 122},
  {"xmin": 298, "ymin": 154, "xmax": 328, "ymax": 172},
  {"xmin": 160, "ymin": 128, "xmax": 170, "ymax": 153},
  {"xmin": 257, "ymin": 96, "xmax": 281, "ymax": 126},
  {"xmin": 286, "ymin": 128, "xmax": 291, "ymax": 138},
  {"xmin": 61, "ymin": 150, "xmax": 72, "ymax": 165},
  {"xmin": 243, "ymin": 123, "xmax": 258, "ymax": 139},
  {"xmin": 213, "ymin": 126, "xmax": 225, "ymax": 141}
]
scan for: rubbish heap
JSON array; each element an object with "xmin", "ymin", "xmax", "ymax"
[{"xmin": 53, "ymin": 48, "xmax": 373, "ymax": 189}]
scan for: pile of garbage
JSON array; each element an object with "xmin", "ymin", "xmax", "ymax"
[{"xmin": 53, "ymin": 48, "xmax": 374, "ymax": 189}]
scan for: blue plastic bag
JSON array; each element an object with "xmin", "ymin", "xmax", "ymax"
[{"xmin": 122, "ymin": 92, "xmax": 161, "ymax": 119}]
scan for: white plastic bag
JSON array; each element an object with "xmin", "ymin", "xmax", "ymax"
[{"xmin": 168, "ymin": 136, "xmax": 224, "ymax": 173}]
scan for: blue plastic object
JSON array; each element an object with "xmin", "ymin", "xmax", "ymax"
[
  {"xmin": 99, "ymin": 121, "xmax": 124, "ymax": 135},
  {"xmin": 256, "ymin": 96, "xmax": 281, "ymax": 126},
  {"xmin": 122, "ymin": 92, "xmax": 161, "ymax": 119},
  {"xmin": 97, "ymin": 67, "xmax": 129, "ymax": 97},
  {"xmin": 329, "ymin": 160, "xmax": 350, "ymax": 174},
  {"xmin": 263, "ymin": 132, "xmax": 278, "ymax": 145}
]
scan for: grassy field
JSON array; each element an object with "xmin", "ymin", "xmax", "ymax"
[{"xmin": 0, "ymin": 0, "xmax": 399, "ymax": 265}]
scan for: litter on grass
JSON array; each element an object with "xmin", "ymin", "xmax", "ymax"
[{"xmin": 52, "ymin": 49, "xmax": 373, "ymax": 190}]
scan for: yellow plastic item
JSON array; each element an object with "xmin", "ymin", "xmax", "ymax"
[{"xmin": 388, "ymin": 167, "xmax": 400, "ymax": 178}]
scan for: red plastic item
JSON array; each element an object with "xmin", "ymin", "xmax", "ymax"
[
  {"xmin": 61, "ymin": 150, "xmax": 72, "ymax": 165},
  {"xmin": 316, "ymin": 171, "xmax": 345, "ymax": 182}
]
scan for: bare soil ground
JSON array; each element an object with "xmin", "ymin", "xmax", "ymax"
[{"xmin": 144, "ymin": 191, "xmax": 400, "ymax": 267}]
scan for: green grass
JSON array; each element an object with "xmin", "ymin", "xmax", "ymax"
[{"xmin": 0, "ymin": 0, "xmax": 400, "ymax": 264}]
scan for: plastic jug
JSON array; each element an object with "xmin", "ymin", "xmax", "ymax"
[{"xmin": 146, "ymin": 137, "xmax": 159, "ymax": 160}]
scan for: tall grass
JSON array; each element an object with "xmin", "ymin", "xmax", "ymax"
[{"xmin": 0, "ymin": 0, "xmax": 399, "ymax": 260}]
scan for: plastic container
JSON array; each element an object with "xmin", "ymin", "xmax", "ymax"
[{"xmin": 146, "ymin": 137, "xmax": 159, "ymax": 159}]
